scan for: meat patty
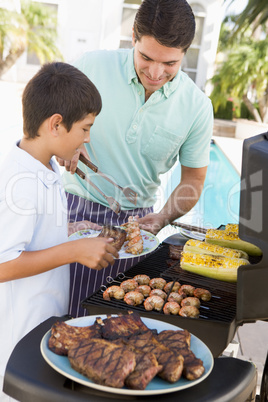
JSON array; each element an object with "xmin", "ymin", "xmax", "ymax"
[
  {"xmin": 68, "ymin": 338, "xmax": 136, "ymax": 388},
  {"xmin": 98, "ymin": 225, "xmax": 127, "ymax": 251},
  {"xmin": 48, "ymin": 321, "xmax": 102, "ymax": 355}
]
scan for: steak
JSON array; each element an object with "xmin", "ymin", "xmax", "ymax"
[
  {"xmin": 98, "ymin": 225, "xmax": 127, "ymax": 251},
  {"xmin": 126, "ymin": 330, "xmax": 184, "ymax": 383},
  {"xmin": 113, "ymin": 339, "xmax": 162, "ymax": 390},
  {"xmin": 48, "ymin": 321, "xmax": 102, "ymax": 355},
  {"xmin": 99, "ymin": 312, "xmax": 150, "ymax": 340},
  {"xmin": 157, "ymin": 330, "xmax": 205, "ymax": 380},
  {"xmin": 68, "ymin": 338, "xmax": 136, "ymax": 388}
]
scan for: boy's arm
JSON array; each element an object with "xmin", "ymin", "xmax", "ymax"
[
  {"xmin": 68, "ymin": 220, "xmax": 102, "ymax": 236},
  {"xmin": 0, "ymin": 238, "xmax": 118, "ymax": 283}
]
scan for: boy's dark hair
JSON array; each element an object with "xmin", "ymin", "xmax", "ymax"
[
  {"xmin": 22, "ymin": 62, "xmax": 102, "ymax": 138},
  {"xmin": 133, "ymin": 0, "xmax": 195, "ymax": 52}
]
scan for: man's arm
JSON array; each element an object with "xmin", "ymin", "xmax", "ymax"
[{"xmin": 138, "ymin": 165, "xmax": 207, "ymax": 235}]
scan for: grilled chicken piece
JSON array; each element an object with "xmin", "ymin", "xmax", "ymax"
[
  {"xmin": 98, "ymin": 225, "xmax": 127, "ymax": 251},
  {"xmin": 126, "ymin": 330, "xmax": 184, "ymax": 383},
  {"xmin": 99, "ymin": 312, "xmax": 150, "ymax": 340},
  {"xmin": 48, "ymin": 321, "xmax": 102, "ymax": 355},
  {"xmin": 68, "ymin": 338, "xmax": 136, "ymax": 388},
  {"xmin": 157, "ymin": 330, "xmax": 205, "ymax": 380}
]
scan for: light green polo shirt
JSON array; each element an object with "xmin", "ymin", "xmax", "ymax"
[{"xmin": 63, "ymin": 48, "xmax": 213, "ymax": 210}]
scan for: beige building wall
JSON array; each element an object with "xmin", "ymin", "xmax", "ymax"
[{"xmin": 2, "ymin": 0, "xmax": 224, "ymax": 94}]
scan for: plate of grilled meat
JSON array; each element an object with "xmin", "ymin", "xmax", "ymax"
[
  {"xmin": 69, "ymin": 225, "xmax": 159, "ymax": 258},
  {"xmin": 41, "ymin": 312, "xmax": 213, "ymax": 395}
]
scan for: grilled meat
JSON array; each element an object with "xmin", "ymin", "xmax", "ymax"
[
  {"xmin": 126, "ymin": 330, "xmax": 184, "ymax": 383},
  {"xmin": 125, "ymin": 349, "xmax": 162, "ymax": 390},
  {"xmin": 48, "ymin": 321, "xmax": 101, "ymax": 355},
  {"xmin": 157, "ymin": 330, "xmax": 205, "ymax": 380},
  {"xmin": 68, "ymin": 338, "xmax": 136, "ymax": 388},
  {"xmin": 113, "ymin": 339, "xmax": 163, "ymax": 390},
  {"xmin": 99, "ymin": 312, "xmax": 150, "ymax": 340},
  {"xmin": 169, "ymin": 244, "xmax": 183, "ymax": 260},
  {"xmin": 102, "ymin": 285, "xmax": 125, "ymax": 301},
  {"xmin": 98, "ymin": 225, "xmax": 127, "ymax": 251},
  {"xmin": 179, "ymin": 305, "xmax": 200, "ymax": 318}
]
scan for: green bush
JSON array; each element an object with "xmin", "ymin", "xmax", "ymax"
[{"xmin": 214, "ymin": 100, "xmax": 233, "ymax": 120}]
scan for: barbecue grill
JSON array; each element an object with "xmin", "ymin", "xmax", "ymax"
[
  {"xmin": 82, "ymin": 132, "xmax": 268, "ymax": 358},
  {"xmin": 3, "ymin": 133, "xmax": 268, "ymax": 402}
]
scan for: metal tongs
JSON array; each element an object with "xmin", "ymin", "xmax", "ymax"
[
  {"xmin": 170, "ymin": 221, "xmax": 208, "ymax": 234},
  {"xmin": 75, "ymin": 168, "xmax": 121, "ymax": 214},
  {"xmin": 76, "ymin": 166, "xmax": 121, "ymax": 214},
  {"xmin": 79, "ymin": 155, "xmax": 138, "ymax": 205}
]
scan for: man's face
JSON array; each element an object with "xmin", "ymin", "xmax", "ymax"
[{"xmin": 132, "ymin": 34, "xmax": 185, "ymax": 95}]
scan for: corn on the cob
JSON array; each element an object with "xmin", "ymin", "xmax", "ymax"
[
  {"xmin": 183, "ymin": 239, "xmax": 249, "ymax": 260},
  {"xmin": 180, "ymin": 251, "xmax": 249, "ymax": 282},
  {"xmin": 205, "ymin": 229, "xmax": 262, "ymax": 257},
  {"xmin": 225, "ymin": 224, "xmax": 238, "ymax": 234}
]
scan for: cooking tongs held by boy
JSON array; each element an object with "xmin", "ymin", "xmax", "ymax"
[
  {"xmin": 79, "ymin": 154, "xmax": 138, "ymax": 205},
  {"xmin": 75, "ymin": 166, "xmax": 121, "ymax": 215}
]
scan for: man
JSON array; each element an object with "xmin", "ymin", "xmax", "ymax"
[{"xmin": 59, "ymin": 0, "xmax": 213, "ymax": 317}]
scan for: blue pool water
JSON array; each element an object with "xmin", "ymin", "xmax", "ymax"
[{"xmin": 157, "ymin": 142, "xmax": 241, "ymax": 233}]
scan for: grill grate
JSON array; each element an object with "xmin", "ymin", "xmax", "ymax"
[{"xmin": 82, "ymin": 243, "xmax": 237, "ymax": 323}]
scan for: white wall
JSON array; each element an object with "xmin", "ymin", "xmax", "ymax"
[
  {"xmin": 191, "ymin": 0, "xmax": 224, "ymax": 92},
  {"xmin": 2, "ymin": 0, "xmax": 221, "ymax": 88},
  {"xmin": 2, "ymin": 0, "xmax": 124, "ymax": 82}
]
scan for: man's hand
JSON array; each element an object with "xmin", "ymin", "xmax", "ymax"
[
  {"xmin": 137, "ymin": 213, "xmax": 167, "ymax": 235},
  {"xmin": 68, "ymin": 220, "xmax": 102, "ymax": 236},
  {"xmin": 56, "ymin": 146, "xmax": 90, "ymax": 174}
]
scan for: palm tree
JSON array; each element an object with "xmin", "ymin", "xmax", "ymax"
[
  {"xmin": 226, "ymin": 0, "xmax": 268, "ymax": 35},
  {"xmin": 210, "ymin": 19, "xmax": 268, "ymax": 123},
  {"xmin": 0, "ymin": 0, "xmax": 62, "ymax": 78}
]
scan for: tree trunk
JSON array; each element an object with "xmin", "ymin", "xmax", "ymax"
[
  {"xmin": 242, "ymin": 94, "xmax": 263, "ymax": 123},
  {"xmin": 0, "ymin": 46, "xmax": 26, "ymax": 78},
  {"xmin": 258, "ymin": 88, "xmax": 268, "ymax": 124}
]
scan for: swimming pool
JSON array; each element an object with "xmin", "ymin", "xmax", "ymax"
[{"xmin": 155, "ymin": 142, "xmax": 241, "ymax": 241}]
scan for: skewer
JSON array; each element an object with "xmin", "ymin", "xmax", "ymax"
[{"xmin": 117, "ymin": 272, "xmax": 132, "ymax": 280}]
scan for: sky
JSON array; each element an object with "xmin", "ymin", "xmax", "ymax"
[{"xmin": 223, "ymin": 0, "xmax": 248, "ymax": 17}]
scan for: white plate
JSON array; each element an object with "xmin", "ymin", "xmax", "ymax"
[
  {"xmin": 180, "ymin": 228, "xmax": 206, "ymax": 241},
  {"xmin": 69, "ymin": 229, "xmax": 159, "ymax": 259},
  {"xmin": 40, "ymin": 315, "xmax": 214, "ymax": 396}
]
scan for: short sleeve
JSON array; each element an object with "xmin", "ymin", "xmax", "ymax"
[{"xmin": 0, "ymin": 195, "xmax": 36, "ymax": 263}]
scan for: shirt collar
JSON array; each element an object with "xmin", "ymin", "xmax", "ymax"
[
  {"xmin": 127, "ymin": 48, "xmax": 181, "ymax": 98},
  {"xmin": 13, "ymin": 141, "xmax": 60, "ymax": 187}
]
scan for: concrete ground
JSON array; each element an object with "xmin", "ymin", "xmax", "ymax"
[{"xmin": 1, "ymin": 79, "xmax": 267, "ymax": 398}]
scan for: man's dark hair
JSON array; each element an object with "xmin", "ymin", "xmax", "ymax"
[
  {"xmin": 22, "ymin": 62, "xmax": 102, "ymax": 138},
  {"xmin": 133, "ymin": 0, "xmax": 195, "ymax": 52}
]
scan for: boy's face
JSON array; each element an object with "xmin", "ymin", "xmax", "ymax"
[{"xmin": 57, "ymin": 113, "xmax": 95, "ymax": 161}]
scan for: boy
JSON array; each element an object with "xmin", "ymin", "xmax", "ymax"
[{"xmin": 0, "ymin": 62, "xmax": 118, "ymax": 401}]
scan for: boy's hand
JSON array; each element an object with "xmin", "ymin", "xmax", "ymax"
[
  {"xmin": 68, "ymin": 220, "xmax": 102, "ymax": 236},
  {"xmin": 75, "ymin": 237, "xmax": 119, "ymax": 270},
  {"xmin": 56, "ymin": 146, "xmax": 90, "ymax": 174}
]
